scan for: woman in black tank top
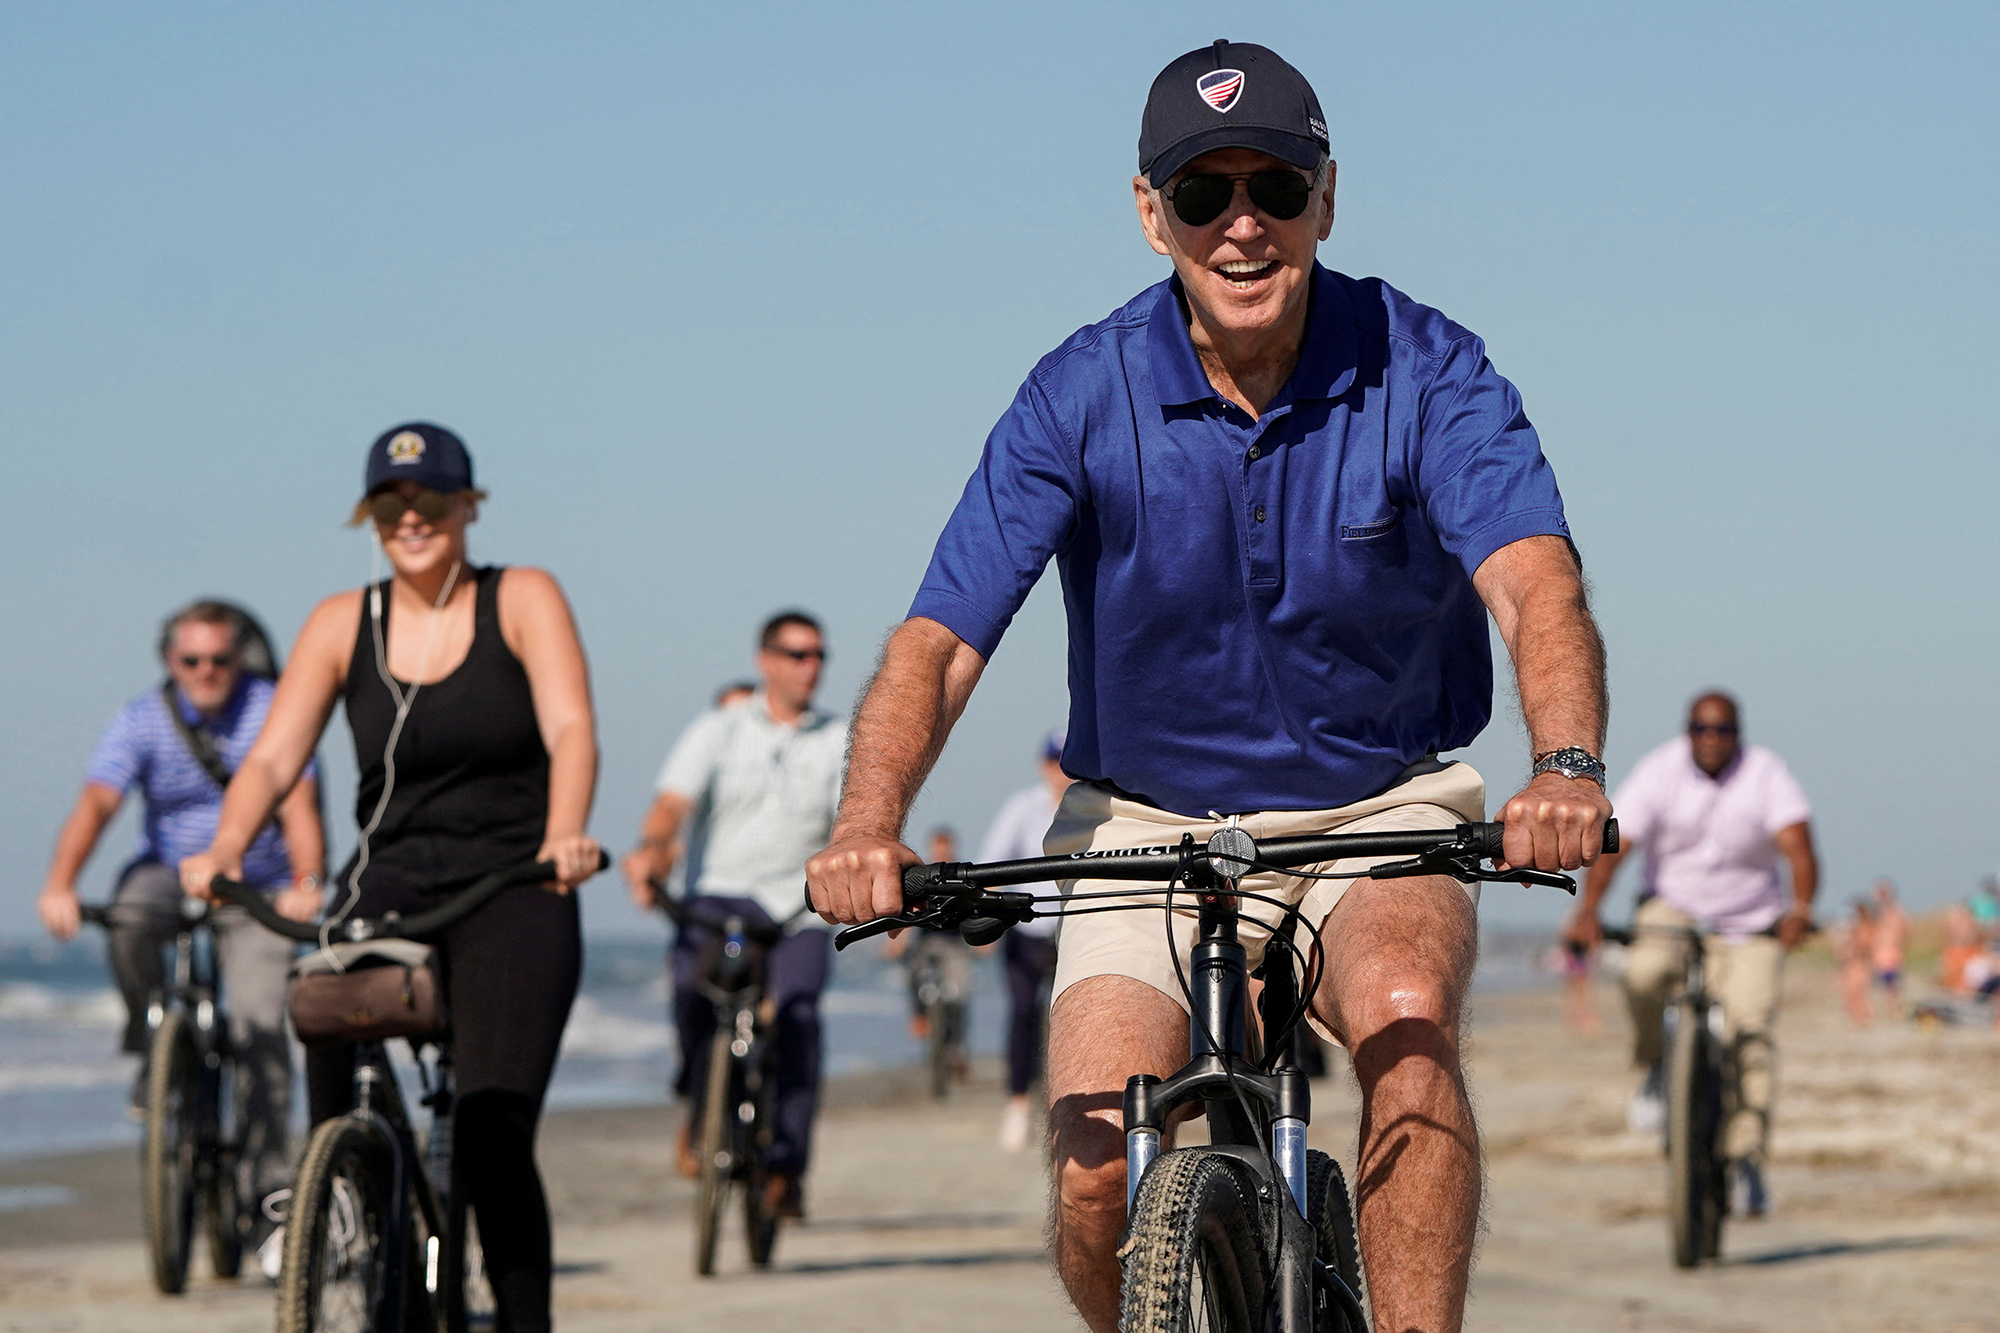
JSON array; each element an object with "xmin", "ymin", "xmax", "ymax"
[{"xmin": 183, "ymin": 423, "xmax": 600, "ymax": 1333}]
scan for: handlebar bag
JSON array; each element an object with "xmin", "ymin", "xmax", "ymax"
[{"xmin": 289, "ymin": 939, "xmax": 444, "ymax": 1045}]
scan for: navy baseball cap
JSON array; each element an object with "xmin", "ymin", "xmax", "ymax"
[
  {"xmin": 362, "ymin": 422, "xmax": 475, "ymax": 496},
  {"xmin": 1138, "ymin": 40, "xmax": 1330, "ymax": 188}
]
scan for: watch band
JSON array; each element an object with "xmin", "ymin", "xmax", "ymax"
[{"xmin": 1531, "ymin": 746, "xmax": 1607, "ymax": 787}]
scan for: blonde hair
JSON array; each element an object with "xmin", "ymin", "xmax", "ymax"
[{"xmin": 346, "ymin": 488, "xmax": 487, "ymax": 528}]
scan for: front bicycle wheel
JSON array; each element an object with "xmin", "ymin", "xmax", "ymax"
[
  {"xmin": 1666, "ymin": 999, "xmax": 1723, "ymax": 1268},
  {"xmin": 694, "ymin": 1024, "xmax": 737, "ymax": 1276},
  {"xmin": 204, "ymin": 1053, "xmax": 244, "ymax": 1279},
  {"xmin": 279, "ymin": 1117, "xmax": 396, "ymax": 1333},
  {"xmin": 142, "ymin": 1011, "xmax": 199, "ymax": 1294},
  {"xmin": 1305, "ymin": 1150, "xmax": 1365, "ymax": 1331},
  {"xmin": 1120, "ymin": 1148, "xmax": 1270, "ymax": 1333},
  {"xmin": 743, "ymin": 1041, "xmax": 781, "ymax": 1269}
]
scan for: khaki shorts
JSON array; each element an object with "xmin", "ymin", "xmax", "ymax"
[{"xmin": 1047, "ymin": 763, "xmax": 1487, "ymax": 1031}]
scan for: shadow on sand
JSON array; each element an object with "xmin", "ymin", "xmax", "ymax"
[
  {"xmin": 777, "ymin": 1248, "xmax": 1047, "ymax": 1276},
  {"xmin": 1726, "ymin": 1233, "xmax": 1968, "ymax": 1267}
]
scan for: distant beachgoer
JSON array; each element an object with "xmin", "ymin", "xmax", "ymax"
[
  {"xmin": 1560, "ymin": 938, "xmax": 1601, "ymax": 1035},
  {"xmin": 622, "ymin": 611, "xmax": 846, "ymax": 1218},
  {"xmin": 1569, "ymin": 691, "xmax": 1817, "ymax": 1219},
  {"xmin": 1972, "ymin": 877, "xmax": 2000, "ymax": 943},
  {"xmin": 1870, "ymin": 879, "xmax": 1909, "ymax": 1015},
  {"xmin": 1834, "ymin": 898, "xmax": 1876, "ymax": 1025},
  {"xmin": 1942, "ymin": 903, "xmax": 1982, "ymax": 996},
  {"xmin": 977, "ymin": 729, "xmax": 1073, "ymax": 1151},
  {"xmin": 36, "ymin": 599, "xmax": 324, "ymax": 1267}
]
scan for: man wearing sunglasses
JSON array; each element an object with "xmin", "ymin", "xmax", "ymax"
[
  {"xmin": 624, "ymin": 610, "xmax": 846, "ymax": 1217},
  {"xmin": 36, "ymin": 600, "xmax": 324, "ymax": 1262},
  {"xmin": 1568, "ymin": 692, "xmax": 1817, "ymax": 1217},
  {"xmin": 810, "ymin": 39, "xmax": 1610, "ymax": 1333}
]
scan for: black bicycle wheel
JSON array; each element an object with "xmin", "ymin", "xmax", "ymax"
[
  {"xmin": 204, "ymin": 1144, "xmax": 244, "ymax": 1279},
  {"xmin": 743, "ymin": 1042, "xmax": 781, "ymax": 1269},
  {"xmin": 279, "ymin": 1116, "xmax": 396, "ymax": 1333},
  {"xmin": 203, "ymin": 1051, "xmax": 244, "ymax": 1280},
  {"xmin": 694, "ymin": 1024, "xmax": 736, "ymax": 1276},
  {"xmin": 142, "ymin": 1011, "xmax": 199, "ymax": 1294},
  {"xmin": 1666, "ymin": 999, "xmax": 1722, "ymax": 1269},
  {"xmin": 1305, "ymin": 1150, "xmax": 1365, "ymax": 1331},
  {"xmin": 1120, "ymin": 1148, "xmax": 1270, "ymax": 1333}
]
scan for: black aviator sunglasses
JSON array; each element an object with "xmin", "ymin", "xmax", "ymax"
[{"xmin": 1163, "ymin": 169, "xmax": 1315, "ymax": 228}]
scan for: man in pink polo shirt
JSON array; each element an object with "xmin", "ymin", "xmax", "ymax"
[{"xmin": 1569, "ymin": 691, "xmax": 1819, "ymax": 1216}]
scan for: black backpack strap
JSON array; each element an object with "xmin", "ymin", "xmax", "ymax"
[{"xmin": 160, "ymin": 681, "xmax": 236, "ymax": 790}]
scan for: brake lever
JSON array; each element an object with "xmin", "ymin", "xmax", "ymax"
[
  {"xmin": 1367, "ymin": 853, "xmax": 1579, "ymax": 895},
  {"xmin": 832, "ymin": 908, "xmax": 938, "ymax": 952}
]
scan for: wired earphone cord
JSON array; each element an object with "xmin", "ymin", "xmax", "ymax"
[{"xmin": 319, "ymin": 552, "xmax": 465, "ymax": 956}]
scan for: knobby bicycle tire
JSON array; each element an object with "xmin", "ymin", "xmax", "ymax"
[
  {"xmin": 143, "ymin": 1011, "xmax": 199, "ymax": 1294},
  {"xmin": 279, "ymin": 1116, "xmax": 398, "ymax": 1333},
  {"xmin": 1666, "ymin": 999, "xmax": 1723, "ymax": 1268},
  {"xmin": 1119, "ymin": 1148, "xmax": 1270, "ymax": 1333},
  {"xmin": 1305, "ymin": 1150, "xmax": 1365, "ymax": 1331},
  {"xmin": 694, "ymin": 1024, "xmax": 736, "ymax": 1276}
]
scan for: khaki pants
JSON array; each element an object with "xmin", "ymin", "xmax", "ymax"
[
  {"xmin": 1623, "ymin": 896, "xmax": 1784, "ymax": 1164},
  {"xmin": 1046, "ymin": 763, "xmax": 1487, "ymax": 1042}
]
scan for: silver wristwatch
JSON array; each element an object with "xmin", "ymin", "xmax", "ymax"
[{"xmin": 1532, "ymin": 746, "xmax": 1607, "ymax": 787}]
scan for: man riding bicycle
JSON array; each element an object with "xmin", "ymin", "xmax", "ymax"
[
  {"xmin": 624, "ymin": 611, "xmax": 847, "ymax": 1218},
  {"xmin": 1568, "ymin": 691, "xmax": 1818, "ymax": 1217},
  {"xmin": 807, "ymin": 41, "xmax": 1610, "ymax": 1333},
  {"xmin": 36, "ymin": 600, "xmax": 324, "ymax": 1266}
]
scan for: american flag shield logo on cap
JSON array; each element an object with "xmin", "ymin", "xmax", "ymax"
[{"xmin": 1196, "ymin": 68, "xmax": 1244, "ymax": 112}]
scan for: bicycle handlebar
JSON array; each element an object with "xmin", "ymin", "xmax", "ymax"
[
  {"xmin": 899, "ymin": 818, "xmax": 1618, "ymax": 896},
  {"xmin": 818, "ymin": 818, "xmax": 1617, "ymax": 951},
  {"xmin": 210, "ymin": 850, "xmax": 609, "ymax": 944}
]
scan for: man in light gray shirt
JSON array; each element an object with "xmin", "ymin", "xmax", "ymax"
[{"xmin": 623, "ymin": 611, "xmax": 846, "ymax": 1215}]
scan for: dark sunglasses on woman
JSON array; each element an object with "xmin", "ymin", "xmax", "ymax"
[
  {"xmin": 367, "ymin": 488, "xmax": 455, "ymax": 526},
  {"xmin": 1163, "ymin": 169, "xmax": 1314, "ymax": 227}
]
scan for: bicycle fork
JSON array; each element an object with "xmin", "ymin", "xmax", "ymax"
[{"xmin": 1119, "ymin": 847, "xmax": 1334, "ymax": 1331}]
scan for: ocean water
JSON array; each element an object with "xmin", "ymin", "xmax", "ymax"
[{"xmin": 0, "ymin": 927, "xmax": 1551, "ymax": 1163}]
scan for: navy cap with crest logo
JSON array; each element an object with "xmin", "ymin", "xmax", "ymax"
[
  {"xmin": 1138, "ymin": 40, "xmax": 1330, "ymax": 188},
  {"xmin": 362, "ymin": 422, "xmax": 475, "ymax": 497}
]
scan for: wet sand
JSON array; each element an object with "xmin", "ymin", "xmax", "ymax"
[{"xmin": 2, "ymin": 964, "xmax": 1996, "ymax": 1331}]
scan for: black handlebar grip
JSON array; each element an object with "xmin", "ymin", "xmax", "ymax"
[
  {"xmin": 902, "ymin": 863, "xmax": 935, "ymax": 901},
  {"xmin": 1473, "ymin": 817, "xmax": 1619, "ymax": 858}
]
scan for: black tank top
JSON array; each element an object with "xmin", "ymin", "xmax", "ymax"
[{"xmin": 343, "ymin": 566, "xmax": 549, "ymax": 888}]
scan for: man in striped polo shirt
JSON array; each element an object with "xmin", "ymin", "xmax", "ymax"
[{"xmin": 37, "ymin": 600, "xmax": 325, "ymax": 1264}]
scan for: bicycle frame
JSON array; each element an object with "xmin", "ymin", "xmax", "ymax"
[{"xmin": 1117, "ymin": 842, "xmax": 1332, "ymax": 1333}]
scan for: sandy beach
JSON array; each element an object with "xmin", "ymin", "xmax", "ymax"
[{"xmin": 2, "ymin": 963, "xmax": 1996, "ymax": 1332}]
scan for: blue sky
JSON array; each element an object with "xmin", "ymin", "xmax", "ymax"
[{"xmin": 2, "ymin": 2, "xmax": 1995, "ymax": 937}]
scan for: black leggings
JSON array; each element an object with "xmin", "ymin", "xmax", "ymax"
[{"xmin": 307, "ymin": 867, "xmax": 581, "ymax": 1333}]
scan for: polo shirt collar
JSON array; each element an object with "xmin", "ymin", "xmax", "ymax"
[
  {"xmin": 746, "ymin": 688, "xmax": 826, "ymax": 733},
  {"xmin": 173, "ymin": 676, "xmax": 247, "ymax": 728},
  {"xmin": 1147, "ymin": 262, "xmax": 1358, "ymax": 409}
]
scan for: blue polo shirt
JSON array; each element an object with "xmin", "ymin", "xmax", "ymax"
[
  {"xmin": 909, "ymin": 264, "xmax": 1571, "ymax": 816},
  {"xmin": 85, "ymin": 675, "xmax": 311, "ymax": 887}
]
